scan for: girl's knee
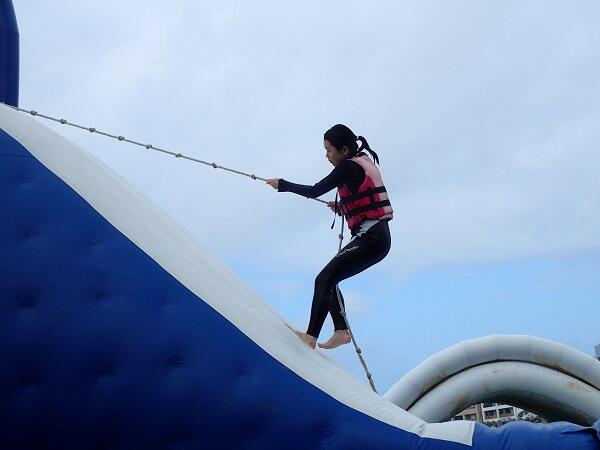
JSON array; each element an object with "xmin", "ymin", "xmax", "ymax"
[{"xmin": 315, "ymin": 271, "xmax": 334, "ymax": 289}]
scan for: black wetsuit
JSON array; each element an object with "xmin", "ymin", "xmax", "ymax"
[{"xmin": 278, "ymin": 157, "xmax": 392, "ymax": 338}]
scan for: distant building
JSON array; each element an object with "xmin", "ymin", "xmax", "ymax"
[
  {"xmin": 595, "ymin": 344, "xmax": 600, "ymax": 361},
  {"xmin": 452, "ymin": 403, "xmax": 546, "ymax": 426},
  {"xmin": 452, "ymin": 404, "xmax": 483, "ymax": 422},
  {"xmin": 481, "ymin": 402, "xmax": 521, "ymax": 426}
]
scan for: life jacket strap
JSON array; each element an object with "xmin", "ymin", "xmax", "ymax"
[
  {"xmin": 345, "ymin": 200, "xmax": 391, "ymax": 218},
  {"xmin": 330, "ymin": 191, "xmax": 340, "ymax": 229},
  {"xmin": 339, "ymin": 186, "xmax": 387, "ymax": 205}
]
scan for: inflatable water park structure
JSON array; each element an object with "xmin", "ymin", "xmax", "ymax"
[{"xmin": 1, "ymin": 1, "xmax": 599, "ymax": 448}]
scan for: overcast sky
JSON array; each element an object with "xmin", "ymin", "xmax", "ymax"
[{"xmin": 14, "ymin": 0, "xmax": 600, "ymax": 390}]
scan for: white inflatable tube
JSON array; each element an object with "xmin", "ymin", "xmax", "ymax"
[
  {"xmin": 384, "ymin": 335, "xmax": 600, "ymax": 425},
  {"xmin": 407, "ymin": 361, "xmax": 600, "ymax": 424}
]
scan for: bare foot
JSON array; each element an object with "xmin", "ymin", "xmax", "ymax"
[
  {"xmin": 286, "ymin": 324, "xmax": 317, "ymax": 349},
  {"xmin": 318, "ymin": 330, "xmax": 351, "ymax": 349}
]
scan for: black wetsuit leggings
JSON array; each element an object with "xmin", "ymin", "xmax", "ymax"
[{"xmin": 307, "ymin": 219, "xmax": 392, "ymax": 338}]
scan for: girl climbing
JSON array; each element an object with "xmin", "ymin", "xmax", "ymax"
[{"xmin": 266, "ymin": 124, "xmax": 393, "ymax": 349}]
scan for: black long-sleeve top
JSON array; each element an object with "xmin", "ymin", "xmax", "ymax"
[{"xmin": 278, "ymin": 158, "xmax": 366, "ymax": 198}]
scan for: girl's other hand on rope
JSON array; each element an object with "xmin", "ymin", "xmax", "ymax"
[
  {"xmin": 266, "ymin": 178, "xmax": 280, "ymax": 190},
  {"xmin": 327, "ymin": 201, "xmax": 342, "ymax": 215}
]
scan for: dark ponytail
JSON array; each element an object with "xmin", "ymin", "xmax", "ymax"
[
  {"xmin": 356, "ymin": 135, "xmax": 380, "ymax": 165},
  {"xmin": 324, "ymin": 124, "xmax": 381, "ymax": 165}
]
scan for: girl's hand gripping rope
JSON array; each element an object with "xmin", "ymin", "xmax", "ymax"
[
  {"xmin": 327, "ymin": 201, "xmax": 342, "ymax": 216},
  {"xmin": 266, "ymin": 178, "xmax": 280, "ymax": 190}
]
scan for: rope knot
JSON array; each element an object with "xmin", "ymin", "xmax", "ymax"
[
  {"xmin": 146, "ymin": 144, "xmax": 153, "ymax": 149},
  {"xmin": 89, "ymin": 127, "xmax": 96, "ymax": 133},
  {"xmin": 175, "ymin": 153, "xmax": 182, "ymax": 158},
  {"xmin": 60, "ymin": 119, "xmax": 67, "ymax": 124},
  {"xmin": 211, "ymin": 162, "xmax": 217, "ymax": 168},
  {"xmin": 31, "ymin": 110, "xmax": 38, "ymax": 116},
  {"xmin": 118, "ymin": 136, "xmax": 125, "ymax": 141}
]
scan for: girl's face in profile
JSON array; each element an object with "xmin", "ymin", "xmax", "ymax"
[{"xmin": 324, "ymin": 140, "xmax": 350, "ymax": 167}]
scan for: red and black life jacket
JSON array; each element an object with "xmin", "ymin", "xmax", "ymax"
[{"xmin": 338, "ymin": 155, "xmax": 393, "ymax": 232}]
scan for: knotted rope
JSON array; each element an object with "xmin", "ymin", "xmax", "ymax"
[{"xmin": 334, "ymin": 215, "xmax": 378, "ymax": 394}]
